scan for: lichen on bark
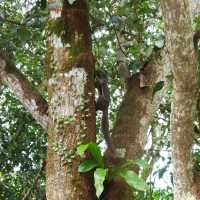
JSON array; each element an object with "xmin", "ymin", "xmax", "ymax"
[
  {"xmin": 161, "ymin": 0, "xmax": 199, "ymax": 199},
  {"xmin": 46, "ymin": 1, "xmax": 96, "ymax": 199}
]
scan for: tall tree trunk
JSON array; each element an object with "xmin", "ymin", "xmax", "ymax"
[
  {"xmin": 46, "ymin": 1, "xmax": 96, "ymax": 199},
  {"xmin": 161, "ymin": 1, "xmax": 198, "ymax": 199}
]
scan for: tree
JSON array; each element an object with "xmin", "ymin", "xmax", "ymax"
[
  {"xmin": 161, "ymin": 0, "xmax": 199, "ymax": 199},
  {"xmin": 46, "ymin": 1, "xmax": 96, "ymax": 199},
  {"xmin": 0, "ymin": 0, "xmax": 200, "ymax": 200}
]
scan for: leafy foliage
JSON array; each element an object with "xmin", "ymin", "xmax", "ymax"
[
  {"xmin": 0, "ymin": 87, "xmax": 47, "ymax": 199},
  {"xmin": 78, "ymin": 143, "xmax": 148, "ymax": 198},
  {"xmin": 0, "ymin": 1, "xmax": 47, "ymax": 199}
]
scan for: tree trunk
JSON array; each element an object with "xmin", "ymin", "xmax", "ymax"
[
  {"xmin": 46, "ymin": 1, "xmax": 96, "ymax": 199},
  {"xmin": 161, "ymin": 1, "xmax": 199, "ymax": 199},
  {"xmin": 103, "ymin": 49, "xmax": 165, "ymax": 200}
]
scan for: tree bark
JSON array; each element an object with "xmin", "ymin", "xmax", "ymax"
[
  {"xmin": 103, "ymin": 48, "xmax": 168, "ymax": 199},
  {"xmin": 161, "ymin": 1, "xmax": 199, "ymax": 199},
  {"xmin": 0, "ymin": 50, "xmax": 48, "ymax": 129},
  {"xmin": 46, "ymin": 1, "xmax": 96, "ymax": 200}
]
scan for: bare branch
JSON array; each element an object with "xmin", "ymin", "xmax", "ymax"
[{"xmin": 115, "ymin": 31, "xmax": 131, "ymax": 82}]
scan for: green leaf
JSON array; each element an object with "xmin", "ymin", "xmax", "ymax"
[
  {"xmin": 117, "ymin": 169, "xmax": 148, "ymax": 191},
  {"xmin": 68, "ymin": 0, "xmax": 76, "ymax": 5},
  {"xmin": 77, "ymin": 143, "xmax": 103, "ymax": 167},
  {"xmin": 133, "ymin": 160, "xmax": 149, "ymax": 169},
  {"xmin": 17, "ymin": 27, "xmax": 31, "ymax": 42},
  {"xmin": 153, "ymin": 81, "xmax": 164, "ymax": 96},
  {"xmin": 88, "ymin": 143, "xmax": 103, "ymax": 167},
  {"xmin": 78, "ymin": 159, "xmax": 98, "ymax": 173},
  {"xmin": 77, "ymin": 144, "xmax": 89, "ymax": 156},
  {"xmin": 40, "ymin": 0, "xmax": 47, "ymax": 10},
  {"xmin": 94, "ymin": 168, "xmax": 108, "ymax": 198}
]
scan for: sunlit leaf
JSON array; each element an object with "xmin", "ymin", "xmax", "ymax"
[
  {"xmin": 77, "ymin": 143, "xmax": 89, "ymax": 156},
  {"xmin": 117, "ymin": 169, "xmax": 148, "ymax": 191},
  {"xmin": 77, "ymin": 143, "xmax": 103, "ymax": 167},
  {"xmin": 94, "ymin": 168, "xmax": 108, "ymax": 198}
]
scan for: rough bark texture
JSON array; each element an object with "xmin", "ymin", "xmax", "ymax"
[
  {"xmin": 0, "ymin": 50, "xmax": 48, "ymax": 129},
  {"xmin": 161, "ymin": 1, "xmax": 199, "ymax": 199},
  {"xmin": 46, "ymin": 1, "xmax": 96, "ymax": 200},
  {"xmin": 102, "ymin": 49, "xmax": 165, "ymax": 200}
]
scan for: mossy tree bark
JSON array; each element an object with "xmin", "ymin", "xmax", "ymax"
[{"xmin": 46, "ymin": 1, "xmax": 96, "ymax": 200}]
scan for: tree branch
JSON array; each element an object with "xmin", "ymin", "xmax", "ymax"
[
  {"xmin": 103, "ymin": 47, "xmax": 170, "ymax": 199},
  {"xmin": 0, "ymin": 50, "xmax": 48, "ymax": 130},
  {"xmin": 106, "ymin": 46, "xmax": 171, "ymax": 164},
  {"xmin": 115, "ymin": 31, "xmax": 131, "ymax": 82}
]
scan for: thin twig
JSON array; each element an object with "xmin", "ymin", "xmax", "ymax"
[{"xmin": 114, "ymin": 28, "xmax": 129, "ymax": 58}]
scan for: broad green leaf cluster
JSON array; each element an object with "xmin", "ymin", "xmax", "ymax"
[{"xmin": 77, "ymin": 143, "xmax": 148, "ymax": 198}]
